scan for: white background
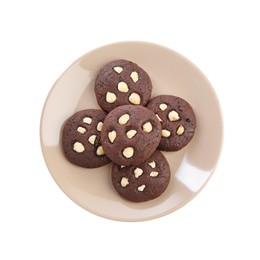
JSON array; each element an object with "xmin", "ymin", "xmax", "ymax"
[{"xmin": 1, "ymin": 0, "xmax": 260, "ymax": 259}]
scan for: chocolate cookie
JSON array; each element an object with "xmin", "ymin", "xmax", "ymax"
[
  {"xmin": 101, "ymin": 105, "xmax": 162, "ymax": 166},
  {"xmin": 95, "ymin": 59, "xmax": 152, "ymax": 112},
  {"xmin": 62, "ymin": 109, "xmax": 110, "ymax": 168},
  {"xmin": 111, "ymin": 150, "xmax": 171, "ymax": 202},
  {"xmin": 146, "ymin": 95, "xmax": 196, "ymax": 151}
]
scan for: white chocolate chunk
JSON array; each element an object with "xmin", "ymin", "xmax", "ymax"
[
  {"xmin": 113, "ymin": 66, "xmax": 123, "ymax": 73},
  {"xmin": 77, "ymin": 126, "xmax": 87, "ymax": 134},
  {"xmin": 150, "ymin": 171, "xmax": 159, "ymax": 177},
  {"xmin": 176, "ymin": 125, "xmax": 185, "ymax": 135},
  {"xmin": 156, "ymin": 114, "xmax": 163, "ymax": 122},
  {"xmin": 123, "ymin": 147, "xmax": 134, "ymax": 158},
  {"xmin": 134, "ymin": 167, "xmax": 143, "ymax": 178},
  {"xmin": 168, "ymin": 110, "xmax": 180, "ymax": 121},
  {"xmin": 148, "ymin": 161, "xmax": 156, "ymax": 168},
  {"xmin": 137, "ymin": 184, "xmax": 146, "ymax": 192},
  {"xmin": 83, "ymin": 117, "xmax": 92, "ymax": 124},
  {"xmin": 159, "ymin": 103, "xmax": 168, "ymax": 111},
  {"xmin": 126, "ymin": 129, "xmax": 137, "ymax": 139},
  {"xmin": 73, "ymin": 142, "xmax": 85, "ymax": 153},
  {"xmin": 88, "ymin": 135, "xmax": 97, "ymax": 145},
  {"xmin": 121, "ymin": 165, "xmax": 125, "ymax": 169},
  {"xmin": 118, "ymin": 114, "xmax": 130, "ymax": 125},
  {"xmin": 96, "ymin": 146, "xmax": 105, "ymax": 156},
  {"xmin": 106, "ymin": 92, "xmax": 117, "ymax": 103},
  {"xmin": 142, "ymin": 122, "xmax": 153, "ymax": 133},
  {"xmin": 96, "ymin": 122, "xmax": 103, "ymax": 131},
  {"xmin": 161, "ymin": 129, "xmax": 171, "ymax": 137},
  {"xmin": 118, "ymin": 81, "xmax": 129, "ymax": 93},
  {"xmin": 130, "ymin": 71, "xmax": 139, "ymax": 82},
  {"xmin": 108, "ymin": 130, "xmax": 117, "ymax": 143},
  {"xmin": 128, "ymin": 92, "xmax": 141, "ymax": 105},
  {"xmin": 120, "ymin": 177, "xmax": 129, "ymax": 187}
]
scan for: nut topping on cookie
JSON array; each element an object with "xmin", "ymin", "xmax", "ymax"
[
  {"xmin": 108, "ymin": 130, "xmax": 117, "ymax": 143},
  {"xmin": 142, "ymin": 122, "xmax": 153, "ymax": 133},
  {"xmin": 156, "ymin": 114, "xmax": 163, "ymax": 122},
  {"xmin": 118, "ymin": 81, "xmax": 129, "ymax": 93},
  {"xmin": 137, "ymin": 185, "xmax": 146, "ymax": 192},
  {"xmin": 161, "ymin": 129, "xmax": 171, "ymax": 138},
  {"xmin": 159, "ymin": 103, "xmax": 168, "ymax": 111},
  {"xmin": 96, "ymin": 146, "xmax": 105, "ymax": 156},
  {"xmin": 96, "ymin": 122, "xmax": 103, "ymax": 131},
  {"xmin": 122, "ymin": 147, "xmax": 134, "ymax": 158},
  {"xmin": 73, "ymin": 142, "xmax": 85, "ymax": 153},
  {"xmin": 150, "ymin": 171, "xmax": 159, "ymax": 177},
  {"xmin": 130, "ymin": 71, "xmax": 139, "ymax": 82},
  {"xmin": 148, "ymin": 161, "xmax": 156, "ymax": 168},
  {"xmin": 77, "ymin": 126, "xmax": 87, "ymax": 134},
  {"xmin": 120, "ymin": 177, "xmax": 129, "ymax": 187},
  {"xmin": 176, "ymin": 125, "xmax": 185, "ymax": 135},
  {"xmin": 126, "ymin": 129, "xmax": 137, "ymax": 139},
  {"xmin": 128, "ymin": 92, "xmax": 141, "ymax": 105},
  {"xmin": 83, "ymin": 117, "xmax": 92, "ymax": 124},
  {"xmin": 118, "ymin": 114, "xmax": 130, "ymax": 125},
  {"xmin": 134, "ymin": 167, "xmax": 143, "ymax": 178},
  {"xmin": 168, "ymin": 110, "xmax": 180, "ymax": 121},
  {"xmin": 88, "ymin": 135, "xmax": 97, "ymax": 145},
  {"xmin": 113, "ymin": 66, "xmax": 123, "ymax": 73},
  {"xmin": 106, "ymin": 92, "xmax": 117, "ymax": 103}
]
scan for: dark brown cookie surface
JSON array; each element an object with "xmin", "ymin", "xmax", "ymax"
[
  {"xmin": 111, "ymin": 150, "xmax": 171, "ymax": 202},
  {"xmin": 146, "ymin": 95, "xmax": 196, "ymax": 151},
  {"xmin": 101, "ymin": 105, "xmax": 162, "ymax": 166},
  {"xmin": 95, "ymin": 59, "xmax": 152, "ymax": 112},
  {"xmin": 62, "ymin": 109, "xmax": 110, "ymax": 168}
]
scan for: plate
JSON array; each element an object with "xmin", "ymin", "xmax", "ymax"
[{"xmin": 40, "ymin": 41, "xmax": 223, "ymax": 221}]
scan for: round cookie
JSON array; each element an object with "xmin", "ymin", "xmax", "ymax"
[
  {"xmin": 146, "ymin": 95, "xmax": 196, "ymax": 151},
  {"xmin": 95, "ymin": 59, "xmax": 152, "ymax": 112},
  {"xmin": 101, "ymin": 105, "xmax": 162, "ymax": 166},
  {"xmin": 111, "ymin": 150, "xmax": 171, "ymax": 202},
  {"xmin": 62, "ymin": 109, "xmax": 110, "ymax": 168}
]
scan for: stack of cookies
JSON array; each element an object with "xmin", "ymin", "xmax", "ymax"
[{"xmin": 61, "ymin": 60, "xmax": 196, "ymax": 202}]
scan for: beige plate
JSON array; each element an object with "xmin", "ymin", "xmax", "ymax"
[{"xmin": 40, "ymin": 41, "xmax": 223, "ymax": 222}]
